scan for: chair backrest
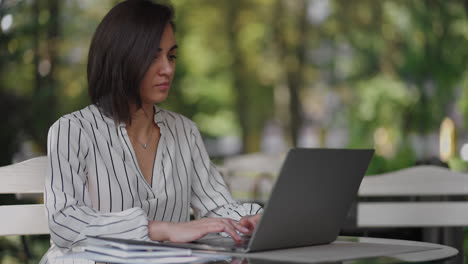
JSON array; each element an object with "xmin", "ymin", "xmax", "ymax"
[
  {"xmin": 221, "ymin": 152, "xmax": 286, "ymax": 202},
  {"xmin": 357, "ymin": 165, "xmax": 468, "ymax": 227},
  {"xmin": 222, "ymin": 152, "xmax": 286, "ymax": 174},
  {"xmin": 0, "ymin": 156, "xmax": 49, "ymax": 236}
]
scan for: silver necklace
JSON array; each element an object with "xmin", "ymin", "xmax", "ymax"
[{"xmin": 130, "ymin": 126, "xmax": 154, "ymax": 150}]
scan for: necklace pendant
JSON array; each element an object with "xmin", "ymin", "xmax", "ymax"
[{"xmin": 142, "ymin": 143, "xmax": 147, "ymax": 149}]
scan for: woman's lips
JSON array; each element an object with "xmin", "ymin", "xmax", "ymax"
[{"xmin": 155, "ymin": 83, "xmax": 170, "ymax": 92}]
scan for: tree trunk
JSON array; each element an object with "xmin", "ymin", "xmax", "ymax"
[
  {"xmin": 273, "ymin": 0, "xmax": 308, "ymax": 146},
  {"xmin": 227, "ymin": 0, "xmax": 250, "ymax": 153},
  {"xmin": 31, "ymin": 0, "xmax": 61, "ymax": 150}
]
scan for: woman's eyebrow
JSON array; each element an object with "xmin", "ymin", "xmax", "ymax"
[{"xmin": 157, "ymin": 44, "xmax": 178, "ymax": 52}]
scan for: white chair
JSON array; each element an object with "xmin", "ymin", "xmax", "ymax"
[
  {"xmin": 0, "ymin": 156, "xmax": 49, "ymax": 236},
  {"xmin": 357, "ymin": 165, "xmax": 468, "ymax": 264},
  {"xmin": 221, "ymin": 152, "xmax": 286, "ymax": 203},
  {"xmin": 358, "ymin": 165, "xmax": 468, "ymax": 227},
  {"xmin": 222, "ymin": 152, "xmax": 286, "ymax": 175}
]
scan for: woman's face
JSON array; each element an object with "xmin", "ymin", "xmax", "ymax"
[{"xmin": 139, "ymin": 24, "xmax": 177, "ymax": 105}]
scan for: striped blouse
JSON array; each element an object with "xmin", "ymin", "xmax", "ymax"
[{"xmin": 41, "ymin": 104, "xmax": 261, "ymax": 261}]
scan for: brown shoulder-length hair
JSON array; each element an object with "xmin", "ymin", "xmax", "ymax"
[{"xmin": 87, "ymin": 0, "xmax": 175, "ymax": 124}]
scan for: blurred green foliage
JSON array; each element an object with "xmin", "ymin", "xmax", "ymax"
[{"xmin": 1, "ymin": 0, "xmax": 468, "ymax": 262}]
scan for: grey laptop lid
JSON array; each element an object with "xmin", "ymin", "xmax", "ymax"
[
  {"xmin": 248, "ymin": 148, "xmax": 374, "ymax": 251},
  {"xmin": 164, "ymin": 148, "xmax": 374, "ymax": 252}
]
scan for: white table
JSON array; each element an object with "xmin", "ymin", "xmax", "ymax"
[{"xmin": 50, "ymin": 236, "xmax": 458, "ymax": 264}]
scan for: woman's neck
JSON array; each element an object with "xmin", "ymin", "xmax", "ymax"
[{"xmin": 126, "ymin": 103, "xmax": 156, "ymax": 139}]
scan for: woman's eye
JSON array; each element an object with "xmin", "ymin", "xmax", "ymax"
[{"xmin": 169, "ymin": 54, "xmax": 177, "ymax": 60}]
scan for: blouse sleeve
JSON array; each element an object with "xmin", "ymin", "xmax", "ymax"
[
  {"xmin": 188, "ymin": 123, "xmax": 263, "ymax": 220},
  {"xmin": 44, "ymin": 118, "xmax": 149, "ymax": 252}
]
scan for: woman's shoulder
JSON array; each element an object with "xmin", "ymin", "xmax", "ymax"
[
  {"xmin": 156, "ymin": 106, "xmax": 196, "ymax": 131},
  {"xmin": 50, "ymin": 105, "xmax": 103, "ymax": 130}
]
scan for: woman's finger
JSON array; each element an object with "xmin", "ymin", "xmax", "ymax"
[
  {"xmin": 210, "ymin": 221, "xmax": 242, "ymax": 242},
  {"xmin": 239, "ymin": 216, "xmax": 254, "ymax": 230},
  {"xmin": 220, "ymin": 219, "xmax": 245, "ymax": 241},
  {"xmin": 232, "ymin": 220, "xmax": 250, "ymax": 234}
]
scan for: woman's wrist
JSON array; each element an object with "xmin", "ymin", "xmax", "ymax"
[{"xmin": 148, "ymin": 220, "xmax": 171, "ymax": 241}]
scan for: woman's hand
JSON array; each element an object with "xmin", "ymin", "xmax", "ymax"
[
  {"xmin": 149, "ymin": 218, "xmax": 250, "ymax": 243},
  {"xmin": 239, "ymin": 214, "xmax": 262, "ymax": 235}
]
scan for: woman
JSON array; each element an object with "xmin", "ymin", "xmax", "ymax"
[{"xmin": 41, "ymin": 0, "xmax": 261, "ymax": 262}]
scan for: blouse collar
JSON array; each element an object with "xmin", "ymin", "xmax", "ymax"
[{"xmin": 92, "ymin": 104, "xmax": 163, "ymax": 128}]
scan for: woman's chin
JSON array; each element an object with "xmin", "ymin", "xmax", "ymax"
[{"xmin": 149, "ymin": 95, "xmax": 169, "ymax": 105}]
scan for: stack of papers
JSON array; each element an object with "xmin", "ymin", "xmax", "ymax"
[{"xmin": 58, "ymin": 236, "xmax": 230, "ymax": 264}]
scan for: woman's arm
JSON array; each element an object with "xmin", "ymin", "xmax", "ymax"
[
  {"xmin": 45, "ymin": 118, "xmax": 149, "ymax": 251},
  {"xmin": 187, "ymin": 122, "xmax": 236, "ymax": 218},
  {"xmin": 187, "ymin": 121, "xmax": 263, "ymax": 234}
]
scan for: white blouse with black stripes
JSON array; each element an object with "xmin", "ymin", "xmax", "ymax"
[{"xmin": 40, "ymin": 105, "xmax": 262, "ymax": 263}]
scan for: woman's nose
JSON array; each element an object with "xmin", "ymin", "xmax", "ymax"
[{"xmin": 158, "ymin": 57, "xmax": 174, "ymax": 76}]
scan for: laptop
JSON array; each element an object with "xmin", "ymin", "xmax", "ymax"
[{"xmin": 164, "ymin": 148, "xmax": 374, "ymax": 252}]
